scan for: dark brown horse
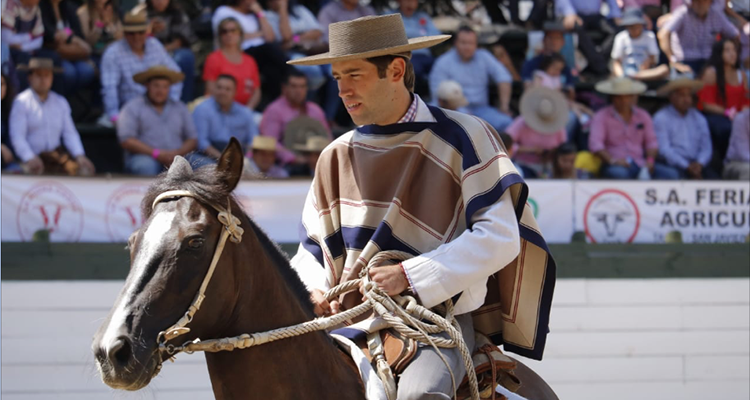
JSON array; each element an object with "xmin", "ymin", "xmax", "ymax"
[{"xmin": 92, "ymin": 138, "xmax": 557, "ymax": 400}]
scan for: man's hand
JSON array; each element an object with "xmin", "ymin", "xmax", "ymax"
[
  {"xmin": 687, "ymin": 161, "xmax": 703, "ymax": 179},
  {"xmin": 76, "ymin": 155, "xmax": 96, "ymax": 176},
  {"xmin": 563, "ymin": 14, "xmax": 582, "ymax": 30},
  {"xmin": 157, "ymin": 150, "xmax": 178, "ymax": 166},
  {"xmin": 672, "ymin": 62, "xmax": 692, "ymax": 74},
  {"xmin": 23, "ymin": 156, "xmax": 44, "ymax": 175},
  {"xmin": 367, "ymin": 264, "xmax": 409, "ymax": 297},
  {"xmin": 1, "ymin": 144, "xmax": 15, "ymax": 164},
  {"xmin": 612, "ymin": 158, "xmax": 630, "ymax": 168},
  {"xmin": 310, "ymin": 288, "xmax": 340, "ymax": 317}
]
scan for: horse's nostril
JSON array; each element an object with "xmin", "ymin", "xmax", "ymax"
[{"xmin": 108, "ymin": 337, "xmax": 133, "ymax": 366}]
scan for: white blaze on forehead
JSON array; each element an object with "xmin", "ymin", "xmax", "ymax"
[{"xmin": 101, "ymin": 210, "xmax": 177, "ymax": 348}]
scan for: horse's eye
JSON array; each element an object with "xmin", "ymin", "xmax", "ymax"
[{"xmin": 187, "ymin": 238, "xmax": 204, "ymax": 249}]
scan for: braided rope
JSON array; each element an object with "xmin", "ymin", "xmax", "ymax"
[{"xmin": 173, "ymin": 250, "xmax": 480, "ymax": 400}]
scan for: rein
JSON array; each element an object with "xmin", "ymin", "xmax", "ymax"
[{"xmin": 149, "ymin": 190, "xmax": 480, "ymax": 400}]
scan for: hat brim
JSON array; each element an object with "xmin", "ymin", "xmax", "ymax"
[
  {"xmin": 619, "ymin": 17, "xmax": 646, "ymax": 26},
  {"xmin": 519, "ymin": 88, "xmax": 569, "ymax": 134},
  {"xmin": 287, "ymin": 35, "xmax": 451, "ymax": 66},
  {"xmin": 656, "ymin": 80, "xmax": 704, "ymax": 96},
  {"xmin": 133, "ymin": 70, "xmax": 185, "ymax": 85},
  {"xmin": 595, "ymin": 80, "xmax": 647, "ymax": 95},
  {"xmin": 17, "ymin": 65, "xmax": 63, "ymax": 73},
  {"xmin": 123, "ymin": 24, "xmax": 149, "ymax": 32}
]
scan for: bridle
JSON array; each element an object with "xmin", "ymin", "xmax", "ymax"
[{"xmin": 149, "ymin": 190, "xmax": 244, "ymax": 362}]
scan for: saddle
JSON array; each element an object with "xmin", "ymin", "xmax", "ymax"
[{"xmin": 352, "ymin": 328, "xmax": 521, "ymax": 400}]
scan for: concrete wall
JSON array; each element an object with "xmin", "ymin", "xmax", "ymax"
[{"xmin": 2, "ymin": 279, "xmax": 748, "ymax": 400}]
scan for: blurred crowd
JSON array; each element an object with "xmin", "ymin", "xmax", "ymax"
[{"xmin": 1, "ymin": 0, "xmax": 748, "ymax": 180}]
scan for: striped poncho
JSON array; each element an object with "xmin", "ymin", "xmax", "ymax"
[{"xmin": 290, "ymin": 98, "xmax": 556, "ymax": 360}]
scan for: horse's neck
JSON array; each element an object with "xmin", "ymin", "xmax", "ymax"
[{"xmin": 205, "ymin": 227, "xmax": 364, "ymax": 400}]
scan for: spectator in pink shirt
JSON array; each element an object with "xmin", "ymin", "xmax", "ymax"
[
  {"xmin": 505, "ymin": 87, "xmax": 569, "ymax": 178},
  {"xmin": 589, "ymin": 77, "xmax": 677, "ymax": 179},
  {"xmin": 260, "ymin": 68, "xmax": 330, "ymax": 165}
]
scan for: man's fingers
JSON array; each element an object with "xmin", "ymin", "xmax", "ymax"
[{"xmin": 330, "ymin": 300, "xmax": 341, "ymax": 314}]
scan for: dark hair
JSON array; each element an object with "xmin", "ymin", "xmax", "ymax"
[
  {"xmin": 146, "ymin": 0, "xmax": 181, "ymax": 15},
  {"xmin": 1, "ymin": 72, "xmax": 15, "ymax": 123},
  {"xmin": 498, "ymin": 132, "xmax": 513, "ymax": 152},
  {"xmin": 283, "ymin": 68, "xmax": 307, "ymax": 85},
  {"xmin": 216, "ymin": 74, "xmax": 237, "ymax": 87},
  {"xmin": 539, "ymin": 52, "xmax": 566, "ymax": 72},
  {"xmin": 552, "ymin": 142, "xmax": 577, "ymax": 177},
  {"xmin": 364, "ymin": 54, "xmax": 415, "ymax": 92},
  {"xmin": 707, "ymin": 38, "xmax": 741, "ymax": 106},
  {"xmin": 259, "ymin": 0, "xmax": 298, "ymax": 18},
  {"xmin": 85, "ymin": 0, "xmax": 120, "ymax": 29},
  {"xmin": 456, "ymin": 25, "xmax": 477, "ymax": 40}
]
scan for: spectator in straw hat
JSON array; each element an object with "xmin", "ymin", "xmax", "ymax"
[
  {"xmin": 653, "ymin": 77, "xmax": 715, "ymax": 179},
  {"xmin": 99, "ymin": 9, "xmax": 182, "ymax": 127},
  {"xmin": 505, "ymin": 87, "xmax": 569, "ymax": 178},
  {"xmin": 289, "ymin": 135, "xmax": 330, "ymax": 176},
  {"xmin": 117, "ymin": 65, "xmax": 207, "ymax": 175},
  {"xmin": 435, "ymin": 80, "xmax": 468, "ymax": 111},
  {"xmin": 9, "ymin": 57, "xmax": 95, "ymax": 175},
  {"xmin": 245, "ymin": 135, "xmax": 289, "ymax": 178},
  {"xmin": 590, "ymin": 77, "xmax": 677, "ymax": 179}
]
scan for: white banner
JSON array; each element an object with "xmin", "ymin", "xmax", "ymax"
[
  {"xmin": 574, "ymin": 181, "xmax": 750, "ymax": 243},
  {"xmin": 3, "ymin": 176, "xmax": 746, "ymax": 244}
]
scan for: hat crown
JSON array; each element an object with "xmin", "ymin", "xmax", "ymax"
[
  {"xmin": 123, "ymin": 11, "xmax": 148, "ymax": 26},
  {"xmin": 327, "ymin": 15, "xmax": 409, "ymax": 58},
  {"xmin": 252, "ymin": 136, "xmax": 278, "ymax": 151},
  {"xmin": 538, "ymin": 99, "xmax": 554, "ymax": 119}
]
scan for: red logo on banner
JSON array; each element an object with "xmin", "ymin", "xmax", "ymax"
[
  {"xmin": 583, "ymin": 189, "xmax": 640, "ymax": 243},
  {"xmin": 16, "ymin": 181, "xmax": 84, "ymax": 242},
  {"xmin": 105, "ymin": 184, "xmax": 150, "ymax": 242}
]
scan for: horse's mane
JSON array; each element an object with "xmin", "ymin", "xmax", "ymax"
[{"xmin": 141, "ymin": 166, "xmax": 316, "ymax": 319}]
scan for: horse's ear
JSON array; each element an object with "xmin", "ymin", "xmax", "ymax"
[
  {"xmin": 167, "ymin": 156, "xmax": 192, "ymax": 178},
  {"xmin": 216, "ymin": 137, "xmax": 243, "ymax": 192}
]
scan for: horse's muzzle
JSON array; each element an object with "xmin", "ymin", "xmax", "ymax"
[{"xmin": 93, "ymin": 335, "xmax": 160, "ymax": 391}]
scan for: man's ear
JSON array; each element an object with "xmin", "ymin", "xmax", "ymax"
[{"xmin": 390, "ymin": 57, "xmax": 406, "ymax": 83}]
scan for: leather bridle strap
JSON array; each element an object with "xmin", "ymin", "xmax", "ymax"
[{"xmin": 150, "ymin": 190, "xmax": 244, "ymax": 349}]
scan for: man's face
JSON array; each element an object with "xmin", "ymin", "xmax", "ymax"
[
  {"xmin": 284, "ymin": 76, "xmax": 308, "ymax": 107},
  {"xmin": 626, "ymin": 24, "xmax": 643, "ymax": 39},
  {"xmin": 151, "ymin": 0, "xmax": 169, "ymax": 13},
  {"xmin": 398, "ymin": 0, "xmax": 418, "ymax": 16},
  {"xmin": 146, "ymin": 77, "xmax": 171, "ymax": 105},
  {"xmin": 691, "ymin": 0, "xmax": 711, "ymax": 17},
  {"xmin": 455, "ymin": 31, "xmax": 478, "ymax": 61},
  {"xmin": 611, "ymin": 94, "xmax": 637, "ymax": 110},
  {"xmin": 332, "ymin": 58, "xmax": 397, "ymax": 126},
  {"xmin": 341, "ymin": 0, "xmax": 359, "ymax": 8},
  {"xmin": 29, "ymin": 69, "xmax": 53, "ymax": 96},
  {"xmin": 543, "ymin": 31, "xmax": 564, "ymax": 53},
  {"xmin": 214, "ymin": 78, "xmax": 236, "ymax": 108},
  {"xmin": 670, "ymin": 88, "xmax": 693, "ymax": 113},
  {"xmin": 125, "ymin": 30, "xmax": 148, "ymax": 51},
  {"xmin": 253, "ymin": 149, "xmax": 276, "ymax": 172}
]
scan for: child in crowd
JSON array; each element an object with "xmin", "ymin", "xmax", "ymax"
[
  {"xmin": 533, "ymin": 52, "xmax": 594, "ymax": 126},
  {"xmin": 1, "ymin": 0, "xmax": 45, "ymax": 57},
  {"xmin": 611, "ymin": 8, "xmax": 669, "ymax": 80},
  {"xmin": 552, "ymin": 142, "xmax": 590, "ymax": 179}
]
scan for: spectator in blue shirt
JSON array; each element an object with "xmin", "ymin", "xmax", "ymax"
[
  {"xmin": 393, "ymin": 0, "xmax": 441, "ymax": 79},
  {"xmin": 521, "ymin": 20, "xmax": 576, "ymax": 89},
  {"xmin": 193, "ymin": 74, "xmax": 258, "ymax": 160},
  {"xmin": 429, "ymin": 26, "xmax": 513, "ymax": 132}
]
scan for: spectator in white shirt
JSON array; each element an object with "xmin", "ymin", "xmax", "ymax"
[
  {"xmin": 9, "ymin": 57, "xmax": 95, "ymax": 175},
  {"xmin": 612, "ymin": 8, "xmax": 669, "ymax": 81}
]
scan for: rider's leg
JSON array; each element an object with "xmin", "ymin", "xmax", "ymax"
[{"xmin": 396, "ymin": 313, "xmax": 476, "ymax": 400}]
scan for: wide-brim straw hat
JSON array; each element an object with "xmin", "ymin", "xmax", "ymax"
[
  {"xmin": 251, "ymin": 136, "xmax": 278, "ymax": 152},
  {"xmin": 436, "ymin": 80, "xmax": 469, "ymax": 108},
  {"xmin": 133, "ymin": 65, "xmax": 185, "ymax": 85},
  {"xmin": 595, "ymin": 77, "xmax": 647, "ymax": 95},
  {"xmin": 17, "ymin": 57, "xmax": 63, "ymax": 73},
  {"xmin": 122, "ymin": 9, "xmax": 149, "ymax": 32},
  {"xmin": 520, "ymin": 87, "xmax": 569, "ymax": 134},
  {"xmin": 293, "ymin": 136, "xmax": 331, "ymax": 153},
  {"xmin": 288, "ymin": 14, "xmax": 450, "ymax": 66},
  {"xmin": 656, "ymin": 78, "xmax": 704, "ymax": 96},
  {"xmin": 283, "ymin": 116, "xmax": 330, "ymax": 150}
]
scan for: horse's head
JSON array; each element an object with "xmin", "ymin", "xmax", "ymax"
[{"xmin": 92, "ymin": 139, "xmax": 245, "ymax": 390}]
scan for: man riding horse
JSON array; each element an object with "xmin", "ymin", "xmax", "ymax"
[{"xmin": 288, "ymin": 14, "xmax": 556, "ymax": 400}]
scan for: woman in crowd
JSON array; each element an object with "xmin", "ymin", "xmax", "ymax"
[
  {"xmin": 698, "ymin": 38, "xmax": 749, "ymax": 168},
  {"xmin": 212, "ymin": 0, "xmax": 287, "ymax": 108},
  {"xmin": 76, "ymin": 0, "xmax": 122, "ymax": 65},
  {"xmin": 145, "ymin": 0, "xmax": 197, "ymax": 102},
  {"xmin": 39, "ymin": 0, "xmax": 95, "ymax": 95},
  {"xmin": 203, "ymin": 17, "xmax": 261, "ymax": 109}
]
